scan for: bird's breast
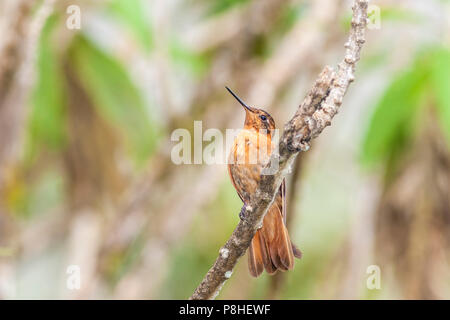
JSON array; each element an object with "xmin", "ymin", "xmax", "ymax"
[{"xmin": 228, "ymin": 129, "xmax": 273, "ymax": 201}]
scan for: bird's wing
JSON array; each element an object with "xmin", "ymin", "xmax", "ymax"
[{"xmin": 228, "ymin": 163, "xmax": 244, "ymax": 202}]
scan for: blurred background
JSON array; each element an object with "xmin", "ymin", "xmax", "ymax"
[{"xmin": 0, "ymin": 0, "xmax": 449, "ymax": 299}]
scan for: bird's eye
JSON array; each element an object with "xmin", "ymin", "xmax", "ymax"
[{"xmin": 260, "ymin": 115, "xmax": 267, "ymax": 121}]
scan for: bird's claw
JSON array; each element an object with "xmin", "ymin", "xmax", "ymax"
[{"xmin": 239, "ymin": 205, "xmax": 248, "ymax": 222}]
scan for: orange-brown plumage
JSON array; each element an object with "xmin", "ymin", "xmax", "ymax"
[{"xmin": 226, "ymin": 87, "xmax": 301, "ymax": 277}]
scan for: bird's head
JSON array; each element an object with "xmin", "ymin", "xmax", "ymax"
[{"xmin": 226, "ymin": 87, "xmax": 275, "ymax": 134}]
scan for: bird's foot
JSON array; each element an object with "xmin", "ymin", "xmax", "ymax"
[{"xmin": 239, "ymin": 205, "xmax": 249, "ymax": 222}]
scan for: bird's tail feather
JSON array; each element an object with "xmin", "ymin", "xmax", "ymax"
[{"xmin": 248, "ymin": 205, "xmax": 301, "ymax": 277}]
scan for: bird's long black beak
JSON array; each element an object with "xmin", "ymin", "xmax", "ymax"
[{"xmin": 226, "ymin": 86, "xmax": 254, "ymax": 112}]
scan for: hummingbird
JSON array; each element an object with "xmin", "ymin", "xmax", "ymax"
[{"xmin": 226, "ymin": 87, "xmax": 302, "ymax": 277}]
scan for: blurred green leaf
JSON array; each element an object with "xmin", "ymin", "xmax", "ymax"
[
  {"xmin": 208, "ymin": 0, "xmax": 250, "ymax": 15},
  {"xmin": 430, "ymin": 48, "xmax": 450, "ymax": 144},
  {"xmin": 69, "ymin": 35, "xmax": 159, "ymax": 164},
  {"xmin": 277, "ymin": 3, "xmax": 306, "ymax": 33},
  {"xmin": 108, "ymin": 0, "xmax": 153, "ymax": 52},
  {"xmin": 27, "ymin": 15, "xmax": 67, "ymax": 159},
  {"xmin": 380, "ymin": 7, "xmax": 423, "ymax": 23},
  {"xmin": 361, "ymin": 53, "xmax": 430, "ymax": 168},
  {"xmin": 259, "ymin": 3, "xmax": 307, "ymax": 60},
  {"xmin": 169, "ymin": 39, "xmax": 210, "ymax": 76}
]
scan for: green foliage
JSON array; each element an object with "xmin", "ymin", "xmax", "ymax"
[
  {"xmin": 208, "ymin": 0, "xmax": 250, "ymax": 15},
  {"xmin": 361, "ymin": 61, "xmax": 429, "ymax": 168},
  {"xmin": 430, "ymin": 48, "xmax": 450, "ymax": 143},
  {"xmin": 277, "ymin": 2, "xmax": 306, "ymax": 34},
  {"xmin": 361, "ymin": 53, "xmax": 429, "ymax": 168},
  {"xmin": 108, "ymin": 0, "xmax": 153, "ymax": 52},
  {"xmin": 380, "ymin": 7, "xmax": 423, "ymax": 23},
  {"xmin": 256, "ymin": 2, "xmax": 307, "ymax": 60},
  {"xmin": 361, "ymin": 47, "xmax": 450, "ymax": 169},
  {"xmin": 27, "ymin": 15, "xmax": 67, "ymax": 159},
  {"xmin": 169, "ymin": 39, "xmax": 211, "ymax": 76},
  {"xmin": 69, "ymin": 35, "xmax": 160, "ymax": 165}
]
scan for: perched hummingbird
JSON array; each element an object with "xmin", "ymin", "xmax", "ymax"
[{"xmin": 226, "ymin": 87, "xmax": 302, "ymax": 277}]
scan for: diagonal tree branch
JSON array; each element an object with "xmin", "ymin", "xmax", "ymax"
[{"xmin": 190, "ymin": 0, "xmax": 369, "ymax": 300}]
